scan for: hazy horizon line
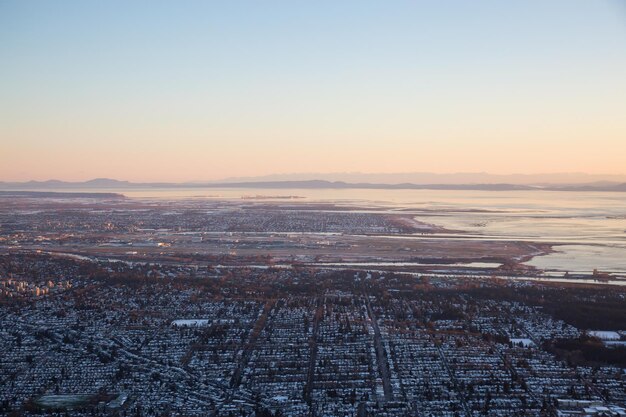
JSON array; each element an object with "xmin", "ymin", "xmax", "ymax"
[{"xmin": 4, "ymin": 171, "xmax": 626, "ymax": 185}]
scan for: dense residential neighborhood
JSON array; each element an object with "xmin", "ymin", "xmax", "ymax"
[{"xmin": 1, "ymin": 251, "xmax": 624, "ymax": 416}]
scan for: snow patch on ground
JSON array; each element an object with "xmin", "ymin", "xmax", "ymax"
[
  {"xmin": 172, "ymin": 319, "xmax": 210, "ymax": 327},
  {"xmin": 510, "ymin": 338, "xmax": 535, "ymax": 347},
  {"xmin": 588, "ymin": 330, "xmax": 621, "ymax": 340}
]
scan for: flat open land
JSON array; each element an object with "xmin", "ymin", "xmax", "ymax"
[{"xmin": 1, "ymin": 196, "xmax": 552, "ymax": 277}]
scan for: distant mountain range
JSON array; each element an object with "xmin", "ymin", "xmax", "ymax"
[{"xmin": 1, "ymin": 178, "xmax": 626, "ymax": 192}]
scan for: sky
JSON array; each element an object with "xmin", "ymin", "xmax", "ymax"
[{"xmin": 1, "ymin": 1, "xmax": 626, "ymax": 182}]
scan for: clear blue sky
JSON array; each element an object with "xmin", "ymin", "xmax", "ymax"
[{"xmin": 1, "ymin": 1, "xmax": 625, "ymax": 181}]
